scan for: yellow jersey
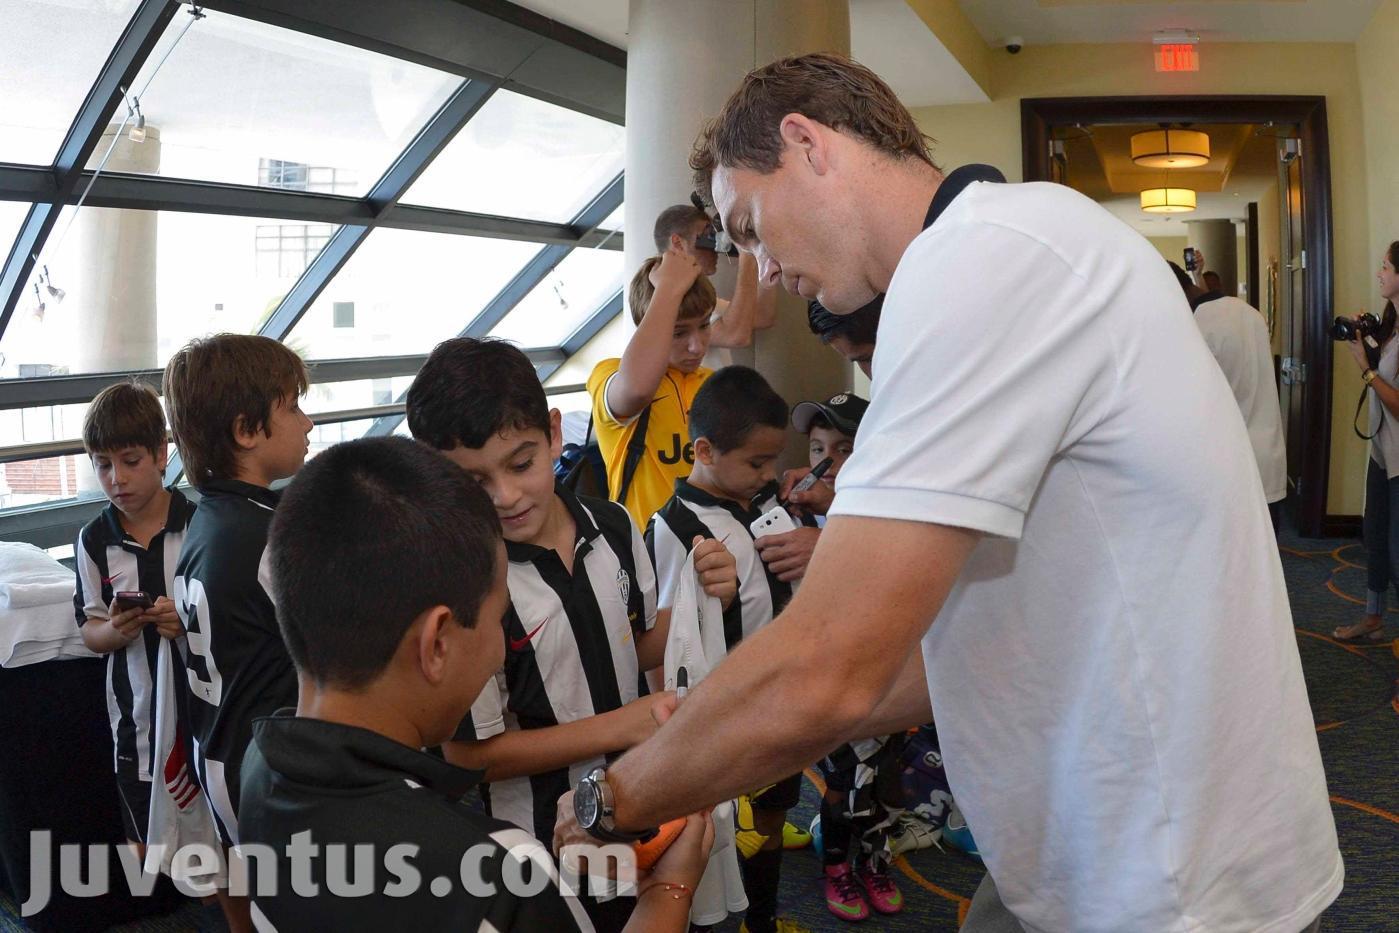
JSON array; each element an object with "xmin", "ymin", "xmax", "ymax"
[{"xmin": 586, "ymin": 359, "xmax": 713, "ymax": 530}]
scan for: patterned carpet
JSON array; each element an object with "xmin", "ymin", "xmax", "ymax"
[{"xmin": 3, "ymin": 528, "xmax": 1395, "ymax": 932}]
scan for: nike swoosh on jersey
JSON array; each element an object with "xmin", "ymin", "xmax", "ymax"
[{"xmin": 509, "ymin": 617, "xmax": 550, "ymax": 651}]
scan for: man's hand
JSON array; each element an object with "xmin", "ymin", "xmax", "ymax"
[
  {"xmin": 692, "ymin": 536, "xmax": 738, "ymax": 608},
  {"xmin": 755, "ymin": 527, "xmax": 821, "ymax": 582},
  {"xmin": 780, "ymin": 467, "xmax": 835, "ymax": 517},
  {"xmin": 649, "ymin": 244, "xmax": 702, "ymax": 295},
  {"xmin": 144, "ymin": 596, "xmax": 184, "ymax": 640}
]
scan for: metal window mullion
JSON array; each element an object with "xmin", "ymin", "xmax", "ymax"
[
  {"xmin": 256, "ymin": 78, "xmax": 500, "ymax": 342},
  {"xmin": 458, "ymin": 172, "xmax": 623, "ymax": 339}
]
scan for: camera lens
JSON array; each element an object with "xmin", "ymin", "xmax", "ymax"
[{"xmin": 1331, "ymin": 316, "xmax": 1356, "ymax": 342}]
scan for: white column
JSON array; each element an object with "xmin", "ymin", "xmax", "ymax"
[{"xmin": 624, "ymin": 1, "xmax": 852, "ymax": 460}]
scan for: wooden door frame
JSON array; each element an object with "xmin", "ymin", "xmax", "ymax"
[{"xmin": 1020, "ymin": 95, "xmax": 1338, "ymax": 537}]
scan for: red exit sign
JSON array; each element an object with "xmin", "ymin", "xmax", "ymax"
[{"xmin": 1155, "ymin": 44, "xmax": 1199, "ymax": 72}]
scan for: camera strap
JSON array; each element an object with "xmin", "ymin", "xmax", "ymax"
[{"xmin": 1354, "ymin": 388, "xmax": 1379, "ymax": 441}]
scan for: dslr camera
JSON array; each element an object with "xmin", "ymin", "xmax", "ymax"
[
  {"xmin": 1331, "ymin": 313, "xmax": 1380, "ymax": 342},
  {"xmin": 690, "ymin": 192, "xmax": 739, "ymax": 257}
]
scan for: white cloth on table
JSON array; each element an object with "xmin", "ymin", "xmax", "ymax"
[{"xmin": 0, "ymin": 542, "xmax": 96, "ymax": 668}]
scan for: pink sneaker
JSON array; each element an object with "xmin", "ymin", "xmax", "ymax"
[
  {"xmin": 823, "ymin": 864, "xmax": 869, "ymax": 922},
  {"xmin": 856, "ymin": 863, "xmax": 904, "ymax": 915}
]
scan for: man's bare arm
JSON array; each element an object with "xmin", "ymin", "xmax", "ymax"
[
  {"xmin": 603, "ymin": 515, "xmax": 977, "ymax": 829},
  {"xmin": 709, "ymin": 253, "xmax": 774, "ymax": 348}
]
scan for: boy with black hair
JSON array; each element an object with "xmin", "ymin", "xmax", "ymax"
[
  {"xmin": 645, "ymin": 365, "xmax": 809, "ymax": 933},
  {"xmin": 74, "ymin": 380, "xmax": 197, "ymax": 859},
  {"xmin": 407, "ymin": 337, "xmax": 737, "ymax": 930},
  {"xmin": 239, "ymin": 436, "xmax": 712, "ymax": 931},
  {"xmin": 807, "ymin": 296, "xmax": 882, "ymax": 378},
  {"xmin": 163, "ymin": 333, "xmax": 312, "ymax": 932}
]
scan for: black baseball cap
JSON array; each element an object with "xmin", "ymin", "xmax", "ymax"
[{"xmin": 791, "ymin": 392, "xmax": 869, "ymax": 436}]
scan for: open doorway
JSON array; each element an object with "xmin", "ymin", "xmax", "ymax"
[{"xmin": 1022, "ymin": 97, "xmax": 1335, "ymax": 536}]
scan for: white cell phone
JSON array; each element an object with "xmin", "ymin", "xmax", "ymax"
[{"xmin": 749, "ymin": 505, "xmax": 799, "ymax": 539}]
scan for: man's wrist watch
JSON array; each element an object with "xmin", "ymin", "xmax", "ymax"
[
  {"xmin": 1364, "ymin": 368, "xmax": 1379, "ymax": 385},
  {"xmin": 574, "ymin": 767, "xmax": 653, "ymax": 843}
]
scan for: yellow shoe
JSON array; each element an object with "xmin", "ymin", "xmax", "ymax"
[
  {"xmin": 735, "ymin": 795, "xmax": 769, "ymax": 859},
  {"xmin": 782, "ymin": 820, "xmax": 812, "ymax": 850},
  {"xmin": 739, "ymin": 920, "xmax": 813, "ymax": 933}
]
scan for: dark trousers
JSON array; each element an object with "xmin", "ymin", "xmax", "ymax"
[{"xmin": 1362, "ymin": 458, "xmax": 1399, "ymax": 600}]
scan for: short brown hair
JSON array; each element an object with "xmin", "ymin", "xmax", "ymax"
[
  {"xmin": 628, "ymin": 257, "xmax": 717, "ymax": 326},
  {"xmin": 163, "ymin": 334, "xmax": 308, "ymax": 483},
  {"xmin": 82, "ymin": 380, "xmax": 166, "ymax": 458},
  {"xmin": 690, "ymin": 53, "xmax": 936, "ymax": 204},
  {"xmin": 653, "ymin": 204, "xmax": 708, "ymax": 253}
]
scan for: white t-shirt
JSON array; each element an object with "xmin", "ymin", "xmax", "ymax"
[
  {"xmin": 1194, "ymin": 295, "xmax": 1288, "ymax": 502},
  {"xmin": 831, "ymin": 180, "xmax": 1341, "ymax": 933}
]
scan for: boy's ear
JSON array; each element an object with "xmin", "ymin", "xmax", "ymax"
[
  {"xmin": 414, "ymin": 605, "xmax": 456, "ymax": 687},
  {"xmin": 232, "ymin": 415, "xmax": 259, "ymax": 452},
  {"xmin": 693, "ymin": 435, "xmax": 714, "ymax": 466},
  {"xmin": 154, "ymin": 443, "xmax": 169, "ymax": 473},
  {"xmin": 670, "ymin": 232, "xmax": 688, "ymax": 252},
  {"xmin": 547, "ymin": 408, "xmax": 563, "ymax": 461}
]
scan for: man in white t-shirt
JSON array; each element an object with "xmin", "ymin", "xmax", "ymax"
[
  {"xmin": 558, "ymin": 54, "xmax": 1341, "ymax": 933},
  {"xmin": 1171, "ymin": 260, "xmax": 1289, "ymax": 524}
]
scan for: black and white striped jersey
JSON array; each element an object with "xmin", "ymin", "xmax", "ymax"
[
  {"xmin": 646, "ymin": 480, "xmax": 795, "ymax": 650},
  {"xmin": 73, "ymin": 488, "xmax": 196, "ymax": 789},
  {"xmin": 173, "ymin": 479, "xmax": 297, "ymax": 846},
  {"xmin": 454, "ymin": 486, "xmax": 657, "ymax": 844}
]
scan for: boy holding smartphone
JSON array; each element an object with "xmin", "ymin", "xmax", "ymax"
[{"xmin": 74, "ymin": 381, "xmax": 197, "ymax": 859}]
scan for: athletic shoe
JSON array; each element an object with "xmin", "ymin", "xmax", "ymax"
[
  {"xmin": 941, "ymin": 801, "xmax": 981, "ymax": 861},
  {"xmin": 735, "ymin": 795, "xmax": 769, "ymax": 859},
  {"xmin": 782, "ymin": 820, "xmax": 812, "ymax": 850},
  {"xmin": 823, "ymin": 864, "xmax": 870, "ymax": 922},
  {"xmin": 888, "ymin": 812, "xmax": 941, "ymax": 857},
  {"xmin": 856, "ymin": 864, "xmax": 904, "ymax": 915}
]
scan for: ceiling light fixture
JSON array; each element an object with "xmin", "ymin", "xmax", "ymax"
[
  {"xmin": 41, "ymin": 266, "xmax": 65, "ymax": 303},
  {"xmin": 1131, "ymin": 128, "xmax": 1210, "ymax": 168},
  {"xmin": 127, "ymin": 96, "xmax": 147, "ymax": 143},
  {"xmin": 1140, "ymin": 187, "xmax": 1197, "ymax": 213}
]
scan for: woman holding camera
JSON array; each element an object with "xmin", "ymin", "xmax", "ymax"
[{"xmin": 1339, "ymin": 241, "xmax": 1399, "ymax": 643}]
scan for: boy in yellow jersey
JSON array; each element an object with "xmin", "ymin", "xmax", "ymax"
[{"xmin": 587, "ymin": 247, "xmax": 717, "ymax": 529}]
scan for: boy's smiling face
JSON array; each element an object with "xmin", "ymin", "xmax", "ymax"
[{"xmin": 438, "ymin": 410, "xmax": 563, "ymax": 545}]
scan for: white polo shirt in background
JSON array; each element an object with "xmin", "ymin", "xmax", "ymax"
[
  {"xmin": 1194, "ymin": 294, "xmax": 1288, "ymax": 503},
  {"xmin": 831, "ymin": 179, "xmax": 1341, "ymax": 932}
]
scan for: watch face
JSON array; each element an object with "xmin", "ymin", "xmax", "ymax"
[{"xmin": 575, "ymin": 782, "xmax": 600, "ymax": 827}]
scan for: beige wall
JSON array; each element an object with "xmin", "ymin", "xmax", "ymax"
[
  {"xmin": 912, "ymin": 41, "xmax": 1372, "ymax": 516},
  {"xmin": 1147, "ymin": 236, "xmax": 1188, "ymax": 265}
]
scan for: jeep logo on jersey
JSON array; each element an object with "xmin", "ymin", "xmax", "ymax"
[
  {"xmin": 616, "ymin": 568, "xmax": 631, "ymax": 605},
  {"xmin": 657, "ymin": 433, "xmax": 695, "ymax": 465}
]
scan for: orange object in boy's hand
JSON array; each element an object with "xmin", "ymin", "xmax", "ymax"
[{"xmin": 633, "ymin": 818, "xmax": 687, "ymax": 871}]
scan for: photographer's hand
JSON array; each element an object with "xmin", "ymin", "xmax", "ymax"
[{"xmin": 1347, "ymin": 330, "xmax": 1370, "ymax": 374}]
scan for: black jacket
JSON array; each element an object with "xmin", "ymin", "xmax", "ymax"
[{"xmin": 238, "ymin": 713, "xmax": 593, "ymax": 931}]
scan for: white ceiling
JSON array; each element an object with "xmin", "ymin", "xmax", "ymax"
[
  {"xmin": 510, "ymin": 0, "xmax": 988, "ymax": 107},
  {"xmin": 958, "ymin": 0, "xmax": 1385, "ymax": 46}
]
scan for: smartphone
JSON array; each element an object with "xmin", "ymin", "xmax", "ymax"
[
  {"xmin": 114, "ymin": 590, "xmax": 154, "ymax": 612},
  {"xmin": 750, "ymin": 506, "xmax": 799, "ymax": 540},
  {"xmin": 1183, "ymin": 247, "xmax": 1197, "ymax": 272}
]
